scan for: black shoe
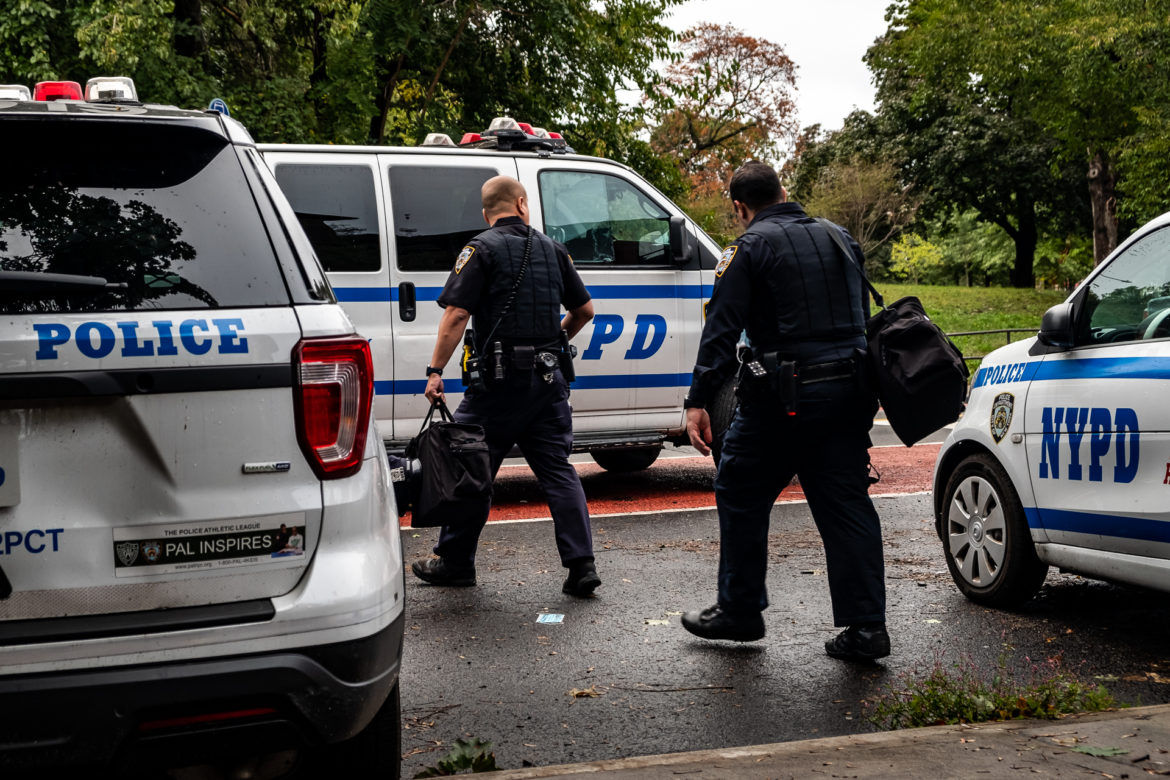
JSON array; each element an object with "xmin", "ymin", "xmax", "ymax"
[
  {"xmin": 563, "ymin": 559, "xmax": 601, "ymax": 597},
  {"xmin": 411, "ymin": 557, "xmax": 476, "ymax": 587},
  {"xmin": 825, "ymin": 624, "xmax": 890, "ymax": 662},
  {"xmin": 681, "ymin": 604, "xmax": 765, "ymax": 642}
]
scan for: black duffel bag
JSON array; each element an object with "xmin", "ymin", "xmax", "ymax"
[
  {"xmin": 404, "ymin": 400, "xmax": 492, "ymax": 527},
  {"xmin": 817, "ymin": 219, "xmax": 970, "ymax": 447}
]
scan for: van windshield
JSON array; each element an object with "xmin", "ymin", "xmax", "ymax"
[{"xmin": 0, "ymin": 119, "xmax": 288, "ymax": 314}]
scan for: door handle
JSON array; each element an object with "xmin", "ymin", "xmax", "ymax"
[{"xmin": 398, "ymin": 282, "xmax": 416, "ymax": 322}]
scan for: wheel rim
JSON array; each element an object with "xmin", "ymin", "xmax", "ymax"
[{"xmin": 947, "ymin": 475, "xmax": 1008, "ymax": 588}]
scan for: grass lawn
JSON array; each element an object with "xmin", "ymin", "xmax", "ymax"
[{"xmin": 871, "ymin": 283, "xmax": 1069, "ymax": 365}]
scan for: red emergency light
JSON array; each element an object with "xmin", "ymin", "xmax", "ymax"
[
  {"xmin": 34, "ymin": 81, "xmax": 83, "ymax": 101},
  {"xmin": 460, "ymin": 133, "xmax": 483, "ymax": 144},
  {"xmin": 517, "ymin": 122, "xmax": 535, "ymax": 135},
  {"xmin": 547, "ymin": 132, "xmax": 563, "ymax": 139}
]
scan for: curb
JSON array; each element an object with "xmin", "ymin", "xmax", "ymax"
[{"xmin": 476, "ymin": 704, "xmax": 1170, "ymax": 778}]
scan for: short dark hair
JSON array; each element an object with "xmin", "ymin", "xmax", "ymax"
[{"xmin": 729, "ymin": 162, "xmax": 782, "ymax": 211}]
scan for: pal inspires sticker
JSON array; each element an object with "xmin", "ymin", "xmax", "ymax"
[
  {"xmin": 990, "ymin": 392, "xmax": 1014, "ymax": 443},
  {"xmin": 715, "ymin": 245, "xmax": 738, "ymax": 277},
  {"xmin": 455, "ymin": 245, "xmax": 476, "ymax": 274}
]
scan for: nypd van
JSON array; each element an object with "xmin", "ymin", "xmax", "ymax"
[
  {"xmin": 933, "ymin": 209, "xmax": 1170, "ymax": 606},
  {"xmin": 260, "ymin": 119, "xmax": 727, "ymax": 471},
  {"xmin": 1, "ymin": 81, "xmax": 403, "ymax": 777}
]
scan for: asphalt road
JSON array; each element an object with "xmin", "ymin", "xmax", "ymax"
[{"xmin": 399, "ymin": 494, "xmax": 1170, "ymax": 776}]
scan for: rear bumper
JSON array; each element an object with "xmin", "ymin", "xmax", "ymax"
[{"xmin": 0, "ymin": 609, "xmax": 403, "ymax": 773}]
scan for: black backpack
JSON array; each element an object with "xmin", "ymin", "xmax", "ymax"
[
  {"xmin": 816, "ymin": 219, "xmax": 969, "ymax": 446},
  {"xmin": 404, "ymin": 401, "xmax": 493, "ymax": 527}
]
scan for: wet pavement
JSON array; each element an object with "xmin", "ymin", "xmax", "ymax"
[{"xmin": 398, "ymin": 494, "xmax": 1170, "ymax": 777}]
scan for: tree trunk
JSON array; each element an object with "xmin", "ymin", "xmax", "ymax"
[
  {"xmin": 173, "ymin": 0, "xmax": 206, "ymax": 61},
  {"xmin": 369, "ymin": 51, "xmax": 408, "ymax": 144},
  {"xmin": 1087, "ymin": 149, "xmax": 1118, "ymax": 264},
  {"xmin": 1009, "ymin": 200, "xmax": 1037, "ymax": 289}
]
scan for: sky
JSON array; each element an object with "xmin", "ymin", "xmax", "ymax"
[{"xmin": 662, "ymin": 0, "xmax": 891, "ymax": 134}]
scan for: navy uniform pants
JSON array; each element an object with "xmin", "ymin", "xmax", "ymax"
[
  {"xmin": 714, "ymin": 378, "xmax": 885, "ymax": 627},
  {"xmin": 434, "ymin": 370, "xmax": 593, "ymax": 569}
]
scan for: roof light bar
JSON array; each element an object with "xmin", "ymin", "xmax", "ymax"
[
  {"xmin": 422, "ymin": 133, "xmax": 456, "ymax": 147},
  {"xmin": 0, "ymin": 85, "xmax": 31, "ymax": 101},
  {"xmin": 85, "ymin": 76, "xmax": 138, "ymax": 102},
  {"xmin": 33, "ymin": 81, "xmax": 83, "ymax": 101}
]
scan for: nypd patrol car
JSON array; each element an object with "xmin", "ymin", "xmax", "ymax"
[
  {"xmin": 0, "ymin": 80, "xmax": 403, "ymax": 777},
  {"xmin": 934, "ymin": 209, "xmax": 1170, "ymax": 606},
  {"xmin": 260, "ymin": 118, "xmax": 727, "ymax": 471}
]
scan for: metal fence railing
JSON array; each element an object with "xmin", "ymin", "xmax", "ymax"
[{"xmin": 946, "ymin": 328, "xmax": 1037, "ymax": 364}]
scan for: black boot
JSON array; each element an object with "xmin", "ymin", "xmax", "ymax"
[
  {"xmin": 562, "ymin": 558, "xmax": 601, "ymax": 597},
  {"xmin": 681, "ymin": 604, "xmax": 765, "ymax": 642},
  {"xmin": 824, "ymin": 623, "xmax": 890, "ymax": 662},
  {"xmin": 411, "ymin": 557, "xmax": 476, "ymax": 587}
]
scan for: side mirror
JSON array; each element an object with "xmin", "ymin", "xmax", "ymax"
[
  {"xmin": 668, "ymin": 216, "xmax": 691, "ymax": 265},
  {"xmin": 1037, "ymin": 302, "xmax": 1075, "ymax": 349}
]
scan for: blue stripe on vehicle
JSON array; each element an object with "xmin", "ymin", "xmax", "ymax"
[
  {"xmin": 333, "ymin": 284, "xmax": 713, "ymax": 303},
  {"xmin": 1025, "ymin": 507, "xmax": 1170, "ymax": 545},
  {"xmin": 973, "ymin": 357, "xmax": 1170, "ymax": 389},
  {"xmin": 374, "ymin": 372, "xmax": 691, "ymax": 396},
  {"xmin": 1032, "ymin": 356, "xmax": 1170, "ymax": 382}
]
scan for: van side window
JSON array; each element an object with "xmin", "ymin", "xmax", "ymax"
[
  {"xmin": 1080, "ymin": 226, "xmax": 1170, "ymax": 344},
  {"xmin": 539, "ymin": 170, "xmax": 670, "ymax": 266},
  {"xmin": 272, "ymin": 164, "xmax": 381, "ymax": 273},
  {"xmin": 388, "ymin": 166, "xmax": 498, "ymax": 272}
]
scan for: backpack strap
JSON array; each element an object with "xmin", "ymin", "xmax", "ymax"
[{"xmin": 814, "ymin": 218, "xmax": 885, "ymax": 310}]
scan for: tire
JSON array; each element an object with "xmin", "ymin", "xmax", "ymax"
[
  {"xmin": 707, "ymin": 377, "xmax": 738, "ymax": 466},
  {"xmin": 591, "ymin": 446, "xmax": 661, "ymax": 472},
  {"xmin": 310, "ymin": 682, "xmax": 401, "ymax": 779},
  {"xmin": 940, "ymin": 453, "xmax": 1047, "ymax": 607}
]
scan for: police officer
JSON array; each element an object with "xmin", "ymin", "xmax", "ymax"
[
  {"xmin": 680, "ymin": 162, "xmax": 889, "ymax": 661},
  {"xmin": 411, "ymin": 175, "xmax": 601, "ymax": 597}
]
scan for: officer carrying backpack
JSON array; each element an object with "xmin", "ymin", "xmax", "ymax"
[{"xmin": 816, "ymin": 219, "xmax": 969, "ymax": 447}]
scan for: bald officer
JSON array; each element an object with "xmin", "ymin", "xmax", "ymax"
[{"xmin": 411, "ymin": 176, "xmax": 601, "ymax": 597}]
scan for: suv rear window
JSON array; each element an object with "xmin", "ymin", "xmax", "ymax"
[{"xmin": 0, "ymin": 119, "xmax": 289, "ymax": 313}]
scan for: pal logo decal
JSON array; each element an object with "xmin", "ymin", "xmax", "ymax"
[
  {"xmin": 990, "ymin": 392, "xmax": 1014, "ymax": 443},
  {"xmin": 455, "ymin": 246, "xmax": 476, "ymax": 274},
  {"xmin": 715, "ymin": 245, "xmax": 737, "ymax": 277}
]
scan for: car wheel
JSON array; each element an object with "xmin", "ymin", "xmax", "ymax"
[
  {"xmin": 941, "ymin": 453, "xmax": 1047, "ymax": 607},
  {"xmin": 591, "ymin": 446, "xmax": 661, "ymax": 473},
  {"xmin": 309, "ymin": 681, "xmax": 401, "ymax": 779},
  {"xmin": 708, "ymin": 377, "xmax": 738, "ymax": 467}
]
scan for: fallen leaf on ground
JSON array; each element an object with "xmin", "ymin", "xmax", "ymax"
[
  {"xmin": 568, "ymin": 685, "xmax": 603, "ymax": 698},
  {"xmin": 1073, "ymin": 746, "xmax": 1128, "ymax": 757}
]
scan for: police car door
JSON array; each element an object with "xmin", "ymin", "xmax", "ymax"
[
  {"xmin": 1024, "ymin": 222, "xmax": 1170, "ymax": 569},
  {"xmin": 382, "ymin": 154, "xmax": 511, "ymax": 439},
  {"xmin": 516, "ymin": 159, "xmax": 706, "ymax": 436},
  {"xmin": 265, "ymin": 151, "xmax": 393, "ymax": 435}
]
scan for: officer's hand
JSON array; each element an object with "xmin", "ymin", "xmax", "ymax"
[
  {"xmin": 425, "ymin": 374, "xmax": 445, "ymax": 404},
  {"xmin": 686, "ymin": 408, "xmax": 713, "ymax": 456}
]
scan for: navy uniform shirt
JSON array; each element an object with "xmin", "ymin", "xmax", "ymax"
[
  {"xmin": 437, "ymin": 217, "xmax": 590, "ymax": 335},
  {"xmin": 687, "ymin": 202, "xmax": 868, "ymax": 407}
]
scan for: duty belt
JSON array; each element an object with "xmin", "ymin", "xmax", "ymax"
[{"xmin": 798, "ymin": 358, "xmax": 857, "ymax": 385}]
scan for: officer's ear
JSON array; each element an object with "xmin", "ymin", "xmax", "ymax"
[
  {"xmin": 482, "ymin": 208, "xmax": 491, "ymax": 226},
  {"xmin": 517, "ymin": 195, "xmax": 530, "ymax": 225}
]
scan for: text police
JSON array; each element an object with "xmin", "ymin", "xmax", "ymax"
[{"xmin": 33, "ymin": 318, "xmax": 249, "ymax": 360}]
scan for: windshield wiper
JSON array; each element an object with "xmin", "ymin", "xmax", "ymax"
[{"xmin": 0, "ymin": 270, "xmax": 128, "ymax": 293}]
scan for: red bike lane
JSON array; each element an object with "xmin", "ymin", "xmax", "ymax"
[{"xmin": 401, "ymin": 443, "xmax": 938, "ymax": 526}]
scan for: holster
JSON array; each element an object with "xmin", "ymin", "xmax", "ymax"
[
  {"xmin": 512, "ymin": 345, "xmax": 535, "ymax": 372},
  {"xmin": 557, "ymin": 329, "xmax": 577, "ymax": 383},
  {"xmin": 461, "ymin": 329, "xmax": 486, "ymax": 393},
  {"xmin": 736, "ymin": 349, "xmax": 799, "ymax": 416}
]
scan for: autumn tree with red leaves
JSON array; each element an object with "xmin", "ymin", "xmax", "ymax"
[{"xmin": 649, "ymin": 23, "xmax": 798, "ymax": 199}]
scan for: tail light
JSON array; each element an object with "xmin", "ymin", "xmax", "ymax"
[{"xmin": 293, "ymin": 336, "xmax": 373, "ymax": 479}]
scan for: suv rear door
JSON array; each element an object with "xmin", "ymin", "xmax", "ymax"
[{"xmin": 0, "ymin": 116, "xmax": 320, "ymax": 623}]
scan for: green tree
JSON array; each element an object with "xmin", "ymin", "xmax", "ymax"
[{"xmin": 866, "ymin": 0, "xmax": 1090, "ymax": 288}]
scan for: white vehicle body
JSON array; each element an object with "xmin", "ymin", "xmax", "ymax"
[
  {"xmin": 933, "ymin": 210, "xmax": 1170, "ymax": 603},
  {"xmin": 258, "ymin": 142, "xmax": 723, "ymax": 466},
  {"xmin": 0, "ymin": 96, "xmax": 404, "ymax": 777}
]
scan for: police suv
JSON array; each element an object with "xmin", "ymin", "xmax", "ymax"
[
  {"xmin": 260, "ymin": 119, "xmax": 726, "ymax": 471},
  {"xmin": 0, "ymin": 79, "xmax": 403, "ymax": 778},
  {"xmin": 934, "ymin": 209, "xmax": 1170, "ymax": 606}
]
